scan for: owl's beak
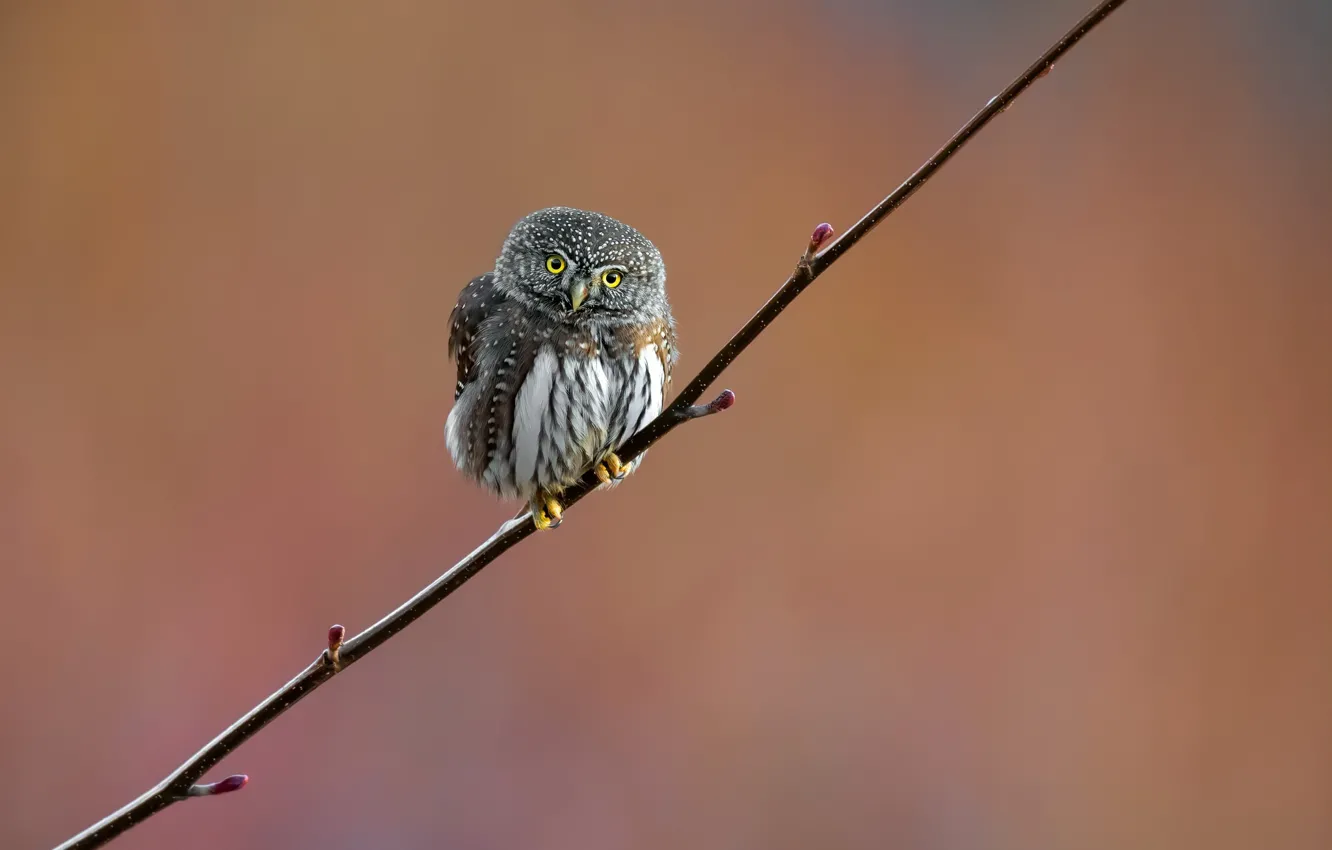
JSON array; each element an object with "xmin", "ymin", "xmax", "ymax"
[{"xmin": 568, "ymin": 279, "xmax": 590, "ymax": 311}]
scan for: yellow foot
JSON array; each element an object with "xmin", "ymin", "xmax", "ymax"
[
  {"xmin": 531, "ymin": 491, "xmax": 564, "ymax": 530},
  {"xmin": 594, "ymin": 452, "xmax": 630, "ymax": 485}
]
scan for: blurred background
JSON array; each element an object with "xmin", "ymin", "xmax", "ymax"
[{"xmin": 3, "ymin": 0, "xmax": 1331, "ymax": 847}]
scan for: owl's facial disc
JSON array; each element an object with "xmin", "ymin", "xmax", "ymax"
[{"xmin": 495, "ymin": 207, "xmax": 667, "ymax": 322}]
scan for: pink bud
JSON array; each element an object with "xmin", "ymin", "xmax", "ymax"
[
  {"xmin": 709, "ymin": 389, "xmax": 736, "ymax": 413},
  {"xmin": 187, "ymin": 774, "xmax": 249, "ymax": 796},
  {"xmin": 808, "ymin": 223, "xmax": 835, "ymax": 254}
]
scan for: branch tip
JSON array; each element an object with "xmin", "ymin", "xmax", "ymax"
[
  {"xmin": 326, "ymin": 624, "xmax": 345, "ymax": 671},
  {"xmin": 682, "ymin": 389, "xmax": 736, "ymax": 420},
  {"xmin": 186, "ymin": 775, "xmax": 248, "ymax": 797},
  {"xmin": 805, "ymin": 223, "xmax": 836, "ymax": 258}
]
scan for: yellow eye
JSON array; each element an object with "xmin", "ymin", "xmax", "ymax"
[
  {"xmin": 601, "ymin": 269, "xmax": 623, "ymax": 288},
  {"xmin": 545, "ymin": 254, "xmax": 566, "ymax": 274}
]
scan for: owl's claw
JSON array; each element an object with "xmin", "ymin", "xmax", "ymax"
[
  {"xmin": 594, "ymin": 452, "xmax": 629, "ymax": 485},
  {"xmin": 531, "ymin": 491, "xmax": 564, "ymax": 530}
]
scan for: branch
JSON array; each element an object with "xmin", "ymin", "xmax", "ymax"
[{"xmin": 52, "ymin": 1, "xmax": 1128, "ymax": 847}]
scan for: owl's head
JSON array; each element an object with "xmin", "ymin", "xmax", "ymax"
[{"xmin": 493, "ymin": 207, "xmax": 669, "ymax": 325}]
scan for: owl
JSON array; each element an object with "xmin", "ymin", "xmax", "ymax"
[{"xmin": 445, "ymin": 207, "xmax": 678, "ymax": 529}]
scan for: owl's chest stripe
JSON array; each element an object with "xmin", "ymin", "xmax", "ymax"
[
  {"xmin": 503, "ymin": 342, "xmax": 665, "ymax": 492},
  {"xmin": 628, "ymin": 343, "xmax": 666, "ymax": 443},
  {"xmin": 604, "ymin": 357, "xmax": 633, "ymax": 447},
  {"xmin": 614, "ymin": 356, "xmax": 643, "ymax": 447},
  {"xmin": 643, "ymin": 344, "xmax": 665, "ymax": 432},
  {"xmin": 562, "ymin": 355, "xmax": 593, "ymax": 448},
  {"xmin": 540, "ymin": 364, "xmax": 572, "ymax": 483},
  {"xmin": 512, "ymin": 348, "xmax": 559, "ymax": 487}
]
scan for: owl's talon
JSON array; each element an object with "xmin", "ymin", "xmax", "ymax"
[
  {"xmin": 594, "ymin": 452, "xmax": 628, "ymax": 484},
  {"xmin": 532, "ymin": 492, "xmax": 564, "ymax": 530}
]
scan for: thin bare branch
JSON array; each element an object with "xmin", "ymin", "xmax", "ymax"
[{"xmin": 51, "ymin": 2, "xmax": 1129, "ymax": 847}]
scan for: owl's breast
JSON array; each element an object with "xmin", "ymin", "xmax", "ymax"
[
  {"xmin": 449, "ymin": 321, "xmax": 669, "ymax": 502},
  {"xmin": 506, "ymin": 336, "xmax": 665, "ymax": 496},
  {"xmin": 498, "ymin": 343, "xmax": 604, "ymax": 495}
]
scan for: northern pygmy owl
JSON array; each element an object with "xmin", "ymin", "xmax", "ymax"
[{"xmin": 446, "ymin": 207, "xmax": 677, "ymax": 529}]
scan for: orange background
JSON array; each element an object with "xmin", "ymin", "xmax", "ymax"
[{"xmin": 3, "ymin": 1, "xmax": 1330, "ymax": 848}]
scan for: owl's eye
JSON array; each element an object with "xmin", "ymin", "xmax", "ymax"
[
  {"xmin": 601, "ymin": 269, "xmax": 623, "ymax": 288},
  {"xmin": 545, "ymin": 254, "xmax": 566, "ymax": 275}
]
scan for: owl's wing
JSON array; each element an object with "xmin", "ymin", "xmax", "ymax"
[{"xmin": 448, "ymin": 273, "xmax": 504, "ymax": 400}]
